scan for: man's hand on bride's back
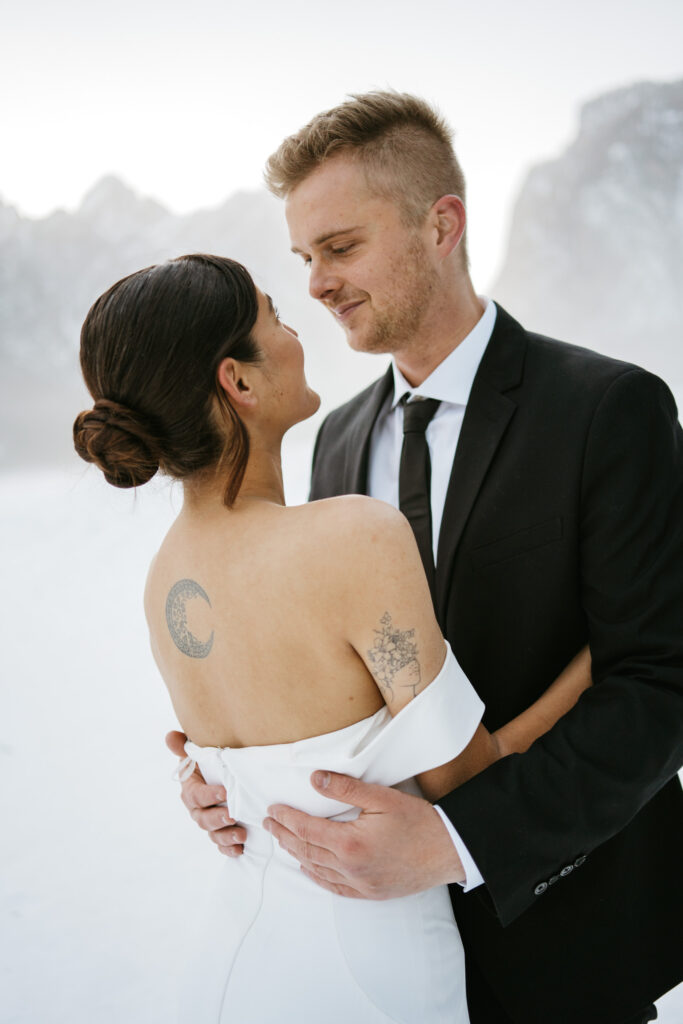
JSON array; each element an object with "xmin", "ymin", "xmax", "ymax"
[
  {"xmin": 263, "ymin": 772, "xmax": 465, "ymax": 898},
  {"xmin": 165, "ymin": 731, "xmax": 247, "ymax": 857}
]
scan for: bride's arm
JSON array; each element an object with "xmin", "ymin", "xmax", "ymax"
[
  {"xmin": 340, "ymin": 497, "xmax": 592, "ymax": 803},
  {"xmin": 414, "ymin": 646, "xmax": 592, "ymax": 802},
  {"xmin": 495, "ymin": 646, "xmax": 592, "ymax": 758}
]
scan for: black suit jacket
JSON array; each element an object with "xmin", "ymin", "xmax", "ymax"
[{"xmin": 309, "ymin": 305, "xmax": 683, "ymax": 1024}]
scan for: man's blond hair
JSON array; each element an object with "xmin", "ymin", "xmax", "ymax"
[{"xmin": 264, "ymin": 90, "xmax": 469, "ymax": 266}]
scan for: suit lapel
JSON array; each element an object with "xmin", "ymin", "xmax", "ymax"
[
  {"xmin": 344, "ymin": 365, "xmax": 394, "ymax": 493},
  {"xmin": 435, "ymin": 305, "xmax": 527, "ymax": 620}
]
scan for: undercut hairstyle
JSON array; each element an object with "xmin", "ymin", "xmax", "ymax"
[
  {"xmin": 264, "ymin": 90, "xmax": 469, "ymax": 266},
  {"xmin": 73, "ymin": 254, "xmax": 262, "ymax": 506}
]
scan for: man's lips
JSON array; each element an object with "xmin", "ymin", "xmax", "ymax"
[{"xmin": 331, "ymin": 300, "xmax": 364, "ymax": 321}]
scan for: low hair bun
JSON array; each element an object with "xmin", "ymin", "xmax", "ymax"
[
  {"xmin": 73, "ymin": 398, "xmax": 161, "ymax": 488},
  {"xmin": 76, "ymin": 255, "xmax": 261, "ymax": 505}
]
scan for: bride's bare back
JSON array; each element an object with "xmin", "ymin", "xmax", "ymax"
[
  {"xmin": 145, "ymin": 495, "xmax": 436, "ymax": 749},
  {"xmin": 148, "ymin": 487, "xmax": 592, "ymax": 804}
]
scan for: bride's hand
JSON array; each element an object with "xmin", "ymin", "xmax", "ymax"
[{"xmin": 165, "ymin": 731, "xmax": 247, "ymax": 857}]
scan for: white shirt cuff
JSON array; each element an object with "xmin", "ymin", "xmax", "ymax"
[{"xmin": 434, "ymin": 805, "xmax": 485, "ymax": 892}]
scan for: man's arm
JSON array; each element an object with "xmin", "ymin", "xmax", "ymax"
[
  {"xmin": 439, "ymin": 368, "xmax": 683, "ymax": 924},
  {"xmin": 264, "ymin": 647, "xmax": 592, "ymax": 898},
  {"xmin": 265, "ymin": 370, "xmax": 683, "ymax": 919}
]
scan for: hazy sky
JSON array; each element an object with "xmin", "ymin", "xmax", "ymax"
[{"xmin": 3, "ymin": 0, "xmax": 682, "ymax": 285}]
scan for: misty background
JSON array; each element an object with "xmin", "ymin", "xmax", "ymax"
[{"xmin": 2, "ymin": 1, "xmax": 683, "ymax": 1020}]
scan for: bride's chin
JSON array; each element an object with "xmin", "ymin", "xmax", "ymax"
[
  {"xmin": 299, "ymin": 388, "xmax": 321, "ymax": 421},
  {"xmin": 283, "ymin": 390, "xmax": 321, "ymax": 435},
  {"xmin": 308, "ymin": 388, "xmax": 321, "ymax": 415}
]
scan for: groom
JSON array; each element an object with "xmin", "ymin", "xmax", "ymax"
[{"xmin": 170, "ymin": 92, "xmax": 683, "ymax": 1023}]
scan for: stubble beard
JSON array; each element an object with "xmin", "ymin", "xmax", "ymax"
[{"xmin": 346, "ymin": 237, "xmax": 438, "ymax": 355}]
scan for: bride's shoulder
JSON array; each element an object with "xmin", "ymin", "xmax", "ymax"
[
  {"xmin": 296, "ymin": 495, "xmax": 410, "ymax": 540},
  {"xmin": 291, "ymin": 495, "xmax": 416, "ymax": 571}
]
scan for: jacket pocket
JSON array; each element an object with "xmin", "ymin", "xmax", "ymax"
[{"xmin": 470, "ymin": 517, "xmax": 563, "ymax": 569}]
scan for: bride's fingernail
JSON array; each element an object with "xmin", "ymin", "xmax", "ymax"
[
  {"xmin": 314, "ymin": 771, "xmax": 330, "ymax": 789},
  {"xmin": 222, "ymin": 814, "xmax": 235, "ymax": 826}
]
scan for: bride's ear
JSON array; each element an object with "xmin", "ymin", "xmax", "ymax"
[{"xmin": 216, "ymin": 357, "xmax": 259, "ymax": 411}]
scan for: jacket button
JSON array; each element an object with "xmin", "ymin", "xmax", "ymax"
[
  {"xmin": 560, "ymin": 865, "xmax": 573, "ymax": 877},
  {"xmin": 574, "ymin": 855, "xmax": 587, "ymax": 867},
  {"xmin": 534, "ymin": 882, "xmax": 548, "ymax": 895},
  {"xmin": 548, "ymin": 875, "xmax": 560, "ymax": 886}
]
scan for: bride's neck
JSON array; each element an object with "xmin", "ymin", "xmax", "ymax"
[{"xmin": 182, "ymin": 437, "xmax": 286, "ymax": 514}]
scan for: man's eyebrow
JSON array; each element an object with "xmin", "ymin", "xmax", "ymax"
[
  {"xmin": 265, "ymin": 293, "xmax": 276, "ymax": 315},
  {"xmin": 291, "ymin": 226, "xmax": 362, "ymax": 254}
]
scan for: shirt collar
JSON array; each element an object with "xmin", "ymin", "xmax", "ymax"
[{"xmin": 389, "ymin": 298, "xmax": 497, "ymax": 409}]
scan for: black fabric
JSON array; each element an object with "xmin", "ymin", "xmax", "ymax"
[
  {"xmin": 398, "ymin": 396, "xmax": 440, "ymax": 601},
  {"xmin": 619, "ymin": 1006, "xmax": 657, "ymax": 1024},
  {"xmin": 464, "ymin": 949, "xmax": 517, "ymax": 1023},
  {"xmin": 309, "ymin": 304, "xmax": 683, "ymax": 1024}
]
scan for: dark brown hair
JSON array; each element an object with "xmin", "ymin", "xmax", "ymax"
[
  {"xmin": 73, "ymin": 254, "xmax": 261, "ymax": 506},
  {"xmin": 264, "ymin": 90, "xmax": 469, "ymax": 266}
]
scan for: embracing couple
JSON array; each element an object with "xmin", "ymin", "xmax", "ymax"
[{"xmin": 74, "ymin": 92, "xmax": 683, "ymax": 1023}]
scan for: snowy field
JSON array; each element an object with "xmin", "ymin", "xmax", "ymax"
[{"xmin": 1, "ymin": 430, "xmax": 682, "ymax": 1023}]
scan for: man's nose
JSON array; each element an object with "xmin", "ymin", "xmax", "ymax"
[{"xmin": 308, "ymin": 259, "xmax": 341, "ymax": 302}]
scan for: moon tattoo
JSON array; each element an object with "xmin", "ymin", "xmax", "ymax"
[{"xmin": 165, "ymin": 579, "xmax": 214, "ymax": 658}]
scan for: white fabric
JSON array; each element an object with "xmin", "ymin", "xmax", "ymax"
[
  {"xmin": 367, "ymin": 297, "xmax": 496, "ymax": 561},
  {"xmin": 433, "ymin": 806, "xmax": 485, "ymax": 892},
  {"xmin": 367, "ymin": 298, "xmax": 495, "ymax": 893},
  {"xmin": 179, "ymin": 643, "xmax": 483, "ymax": 1023}
]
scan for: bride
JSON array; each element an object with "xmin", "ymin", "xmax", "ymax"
[{"xmin": 74, "ymin": 253, "xmax": 591, "ymax": 1023}]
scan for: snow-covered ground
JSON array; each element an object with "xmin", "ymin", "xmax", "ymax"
[{"xmin": 1, "ymin": 434, "xmax": 682, "ymax": 1023}]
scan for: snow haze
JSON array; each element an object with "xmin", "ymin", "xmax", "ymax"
[
  {"xmin": 1, "ymin": 438, "xmax": 682, "ymax": 1021},
  {"xmin": 3, "ymin": 0, "xmax": 683, "ymax": 288}
]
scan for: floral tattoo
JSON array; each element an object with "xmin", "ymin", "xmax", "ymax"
[{"xmin": 367, "ymin": 611, "xmax": 422, "ymax": 702}]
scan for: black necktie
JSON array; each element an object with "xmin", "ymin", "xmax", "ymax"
[{"xmin": 398, "ymin": 396, "xmax": 441, "ymax": 600}]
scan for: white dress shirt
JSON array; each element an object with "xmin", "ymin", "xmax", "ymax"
[{"xmin": 366, "ymin": 298, "xmax": 497, "ymax": 891}]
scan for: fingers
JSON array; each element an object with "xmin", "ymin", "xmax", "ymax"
[
  {"xmin": 299, "ymin": 861, "xmax": 347, "ymax": 886},
  {"xmin": 264, "ymin": 813, "xmax": 344, "ymax": 869},
  {"xmin": 263, "ymin": 778, "xmax": 397, "ymax": 869},
  {"xmin": 191, "ymin": 804, "xmax": 237, "ymax": 832},
  {"xmin": 166, "ymin": 729, "xmax": 228, "ymax": 811},
  {"xmin": 181, "ymin": 774, "xmax": 227, "ymax": 814},
  {"xmin": 264, "ymin": 799, "xmax": 351, "ymax": 852},
  {"xmin": 299, "ymin": 867, "xmax": 364, "ymax": 899},
  {"xmin": 265, "ymin": 803, "xmax": 340, "ymax": 846},
  {"xmin": 188, "ymin": 803, "xmax": 247, "ymax": 859},
  {"xmin": 308, "ymin": 771, "xmax": 398, "ymax": 811},
  {"xmin": 165, "ymin": 730, "xmax": 188, "ymax": 757},
  {"xmin": 219, "ymin": 844, "xmax": 245, "ymax": 859},
  {"xmin": 204, "ymin": 816, "xmax": 246, "ymax": 858},
  {"xmin": 165, "ymin": 730, "xmax": 244, "ymax": 857},
  {"xmin": 208, "ymin": 823, "xmax": 248, "ymax": 853}
]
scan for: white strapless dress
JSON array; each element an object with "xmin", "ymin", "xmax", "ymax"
[{"xmin": 178, "ymin": 643, "xmax": 483, "ymax": 1024}]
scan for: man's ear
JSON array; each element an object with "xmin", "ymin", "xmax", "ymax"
[
  {"xmin": 216, "ymin": 357, "xmax": 259, "ymax": 411},
  {"xmin": 430, "ymin": 195, "xmax": 466, "ymax": 260}
]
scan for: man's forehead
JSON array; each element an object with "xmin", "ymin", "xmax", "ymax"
[
  {"xmin": 285, "ymin": 164, "xmax": 390, "ymax": 250},
  {"xmin": 290, "ymin": 151, "xmax": 364, "ymax": 197}
]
